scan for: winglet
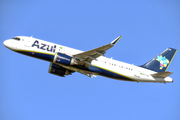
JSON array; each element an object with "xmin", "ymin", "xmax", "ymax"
[{"xmin": 111, "ymin": 36, "xmax": 122, "ymax": 45}]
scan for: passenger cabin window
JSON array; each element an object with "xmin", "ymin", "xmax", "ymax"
[{"xmin": 12, "ymin": 37, "xmax": 20, "ymax": 41}]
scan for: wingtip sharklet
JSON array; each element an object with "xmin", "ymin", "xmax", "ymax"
[{"xmin": 111, "ymin": 36, "xmax": 122, "ymax": 45}]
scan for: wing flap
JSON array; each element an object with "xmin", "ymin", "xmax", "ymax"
[{"xmin": 58, "ymin": 64, "xmax": 99, "ymax": 78}]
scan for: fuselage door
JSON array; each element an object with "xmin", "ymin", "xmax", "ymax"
[
  {"xmin": 23, "ymin": 38, "xmax": 31, "ymax": 48},
  {"xmin": 134, "ymin": 68, "xmax": 141, "ymax": 78},
  {"xmin": 135, "ymin": 71, "xmax": 140, "ymax": 78}
]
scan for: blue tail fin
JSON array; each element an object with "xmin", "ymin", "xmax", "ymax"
[{"xmin": 140, "ymin": 48, "xmax": 177, "ymax": 73}]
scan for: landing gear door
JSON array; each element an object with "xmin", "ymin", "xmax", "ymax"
[{"xmin": 133, "ymin": 65, "xmax": 140, "ymax": 78}]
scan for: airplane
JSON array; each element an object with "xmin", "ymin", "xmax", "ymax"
[{"xmin": 3, "ymin": 36, "xmax": 177, "ymax": 83}]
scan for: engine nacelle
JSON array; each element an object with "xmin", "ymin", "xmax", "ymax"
[
  {"xmin": 53, "ymin": 52, "xmax": 77, "ymax": 65},
  {"xmin": 48, "ymin": 63, "xmax": 73, "ymax": 77}
]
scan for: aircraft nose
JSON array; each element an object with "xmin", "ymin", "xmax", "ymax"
[
  {"xmin": 3, "ymin": 39, "xmax": 14, "ymax": 49},
  {"xmin": 3, "ymin": 40, "xmax": 11, "ymax": 47},
  {"xmin": 3, "ymin": 40, "xmax": 9, "ymax": 47}
]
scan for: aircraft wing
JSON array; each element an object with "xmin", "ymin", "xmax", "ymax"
[
  {"xmin": 73, "ymin": 36, "xmax": 122, "ymax": 67},
  {"xmin": 59, "ymin": 64, "xmax": 99, "ymax": 78}
]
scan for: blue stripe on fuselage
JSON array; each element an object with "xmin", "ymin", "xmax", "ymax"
[
  {"xmin": 15, "ymin": 50, "xmax": 134, "ymax": 81},
  {"xmin": 15, "ymin": 50, "xmax": 54, "ymax": 62},
  {"xmin": 91, "ymin": 65, "xmax": 133, "ymax": 81}
]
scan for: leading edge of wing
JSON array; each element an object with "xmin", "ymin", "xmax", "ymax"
[
  {"xmin": 72, "ymin": 36, "xmax": 122, "ymax": 67},
  {"xmin": 73, "ymin": 36, "xmax": 122, "ymax": 60}
]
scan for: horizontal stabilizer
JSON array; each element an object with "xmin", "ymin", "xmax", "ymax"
[{"xmin": 151, "ymin": 71, "xmax": 173, "ymax": 78}]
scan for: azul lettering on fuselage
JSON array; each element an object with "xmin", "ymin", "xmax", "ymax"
[{"xmin": 32, "ymin": 40, "xmax": 56, "ymax": 53}]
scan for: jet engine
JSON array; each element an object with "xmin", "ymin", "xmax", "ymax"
[
  {"xmin": 48, "ymin": 63, "xmax": 74, "ymax": 77},
  {"xmin": 53, "ymin": 52, "xmax": 77, "ymax": 65}
]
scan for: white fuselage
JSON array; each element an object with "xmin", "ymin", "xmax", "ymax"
[{"xmin": 3, "ymin": 36, "xmax": 173, "ymax": 83}]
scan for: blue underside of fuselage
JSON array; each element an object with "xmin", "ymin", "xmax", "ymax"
[
  {"xmin": 16, "ymin": 50, "xmax": 133, "ymax": 81},
  {"xmin": 16, "ymin": 51, "xmax": 54, "ymax": 62}
]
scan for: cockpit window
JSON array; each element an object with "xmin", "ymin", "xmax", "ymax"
[{"xmin": 12, "ymin": 37, "xmax": 21, "ymax": 41}]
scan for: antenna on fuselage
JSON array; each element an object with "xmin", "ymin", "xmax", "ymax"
[{"xmin": 31, "ymin": 35, "xmax": 33, "ymax": 38}]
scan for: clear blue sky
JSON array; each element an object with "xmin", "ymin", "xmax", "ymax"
[{"xmin": 1, "ymin": 0, "xmax": 180, "ymax": 120}]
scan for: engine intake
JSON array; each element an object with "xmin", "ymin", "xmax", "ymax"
[
  {"xmin": 48, "ymin": 63, "xmax": 73, "ymax": 77},
  {"xmin": 53, "ymin": 52, "xmax": 77, "ymax": 65}
]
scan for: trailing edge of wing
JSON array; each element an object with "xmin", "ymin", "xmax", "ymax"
[
  {"xmin": 58, "ymin": 64, "xmax": 99, "ymax": 78},
  {"xmin": 151, "ymin": 71, "xmax": 173, "ymax": 78}
]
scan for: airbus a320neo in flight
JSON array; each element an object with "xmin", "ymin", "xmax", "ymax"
[{"xmin": 3, "ymin": 36, "xmax": 177, "ymax": 83}]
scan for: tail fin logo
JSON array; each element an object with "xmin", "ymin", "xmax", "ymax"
[{"xmin": 156, "ymin": 55, "xmax": 169, "ymax": 69}]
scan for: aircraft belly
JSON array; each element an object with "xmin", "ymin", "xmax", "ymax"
[
  {"xmin": 15, "ymin": 50, "xmax": 55, "ymax": 62},
  {"xmin": 92, "ymin": 64, "xmax": 136, "ymax": 82},
  {"xmin": 13, "ymin": 50, "xmax": 170, "ymax": 83}
]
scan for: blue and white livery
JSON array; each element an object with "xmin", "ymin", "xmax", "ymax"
[{"xmin": 3, "ymin": 36, "xmax": 177, "ymax": 83}]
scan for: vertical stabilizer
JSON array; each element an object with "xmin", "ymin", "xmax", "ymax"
[{"xmin": 140, "ymin": 48, "xmax": 177, "ymax": 73}]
